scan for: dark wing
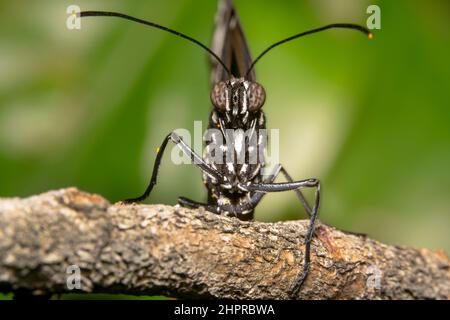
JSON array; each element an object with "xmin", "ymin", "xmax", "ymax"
[{"xmin": 210, "ymin": 0, "xmax": 256, "ymax": 84}]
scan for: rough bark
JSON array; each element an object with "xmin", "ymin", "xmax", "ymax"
[{"xmin": 0, "ymin": 188, "xmax": 448, "ymax": 299}]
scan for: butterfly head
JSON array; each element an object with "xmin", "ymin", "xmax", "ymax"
[{"xmin": 211, "ymin": 77, "xmax": 265, "ymax": 124}]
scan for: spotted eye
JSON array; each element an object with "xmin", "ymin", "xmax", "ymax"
[
  {"xmin": 247, "ymin": 82, "xmax": 266, "ymax": 111},
  {"xmin": 211, "ymin": 81, "xmax": 227, "ymax": 111}
]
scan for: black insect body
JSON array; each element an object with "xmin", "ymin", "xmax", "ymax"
[
  {"xmin": 194, "ymin": 78, "xmax": 267, "ymax": 221},
  {"xmin": 79, "ymin": 0, "xmax": 371, "ymax": 296}
]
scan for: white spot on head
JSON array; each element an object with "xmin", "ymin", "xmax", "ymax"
[
  {"xmin": 225, "ymin": 87, "xmax": 231, "ymax": 111},
  {"xmin": 242, "ymin": 88, "xmax": 248, "ymax": 113},
  {"xmin": 242, "ymin": 112, "xmax": 249, "ymax": 123}
]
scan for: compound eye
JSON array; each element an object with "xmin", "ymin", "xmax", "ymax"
[
  {"xmin": 247, "ymin": 82, "xmax": 266, "ymax": 111},
  {"xmin": 211, "ymin": 81, "xmax": 227, "ymax": 111}
]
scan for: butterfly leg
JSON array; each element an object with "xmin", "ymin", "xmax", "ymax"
[
  {"xmin": 123, "ymin": 132, "xmax": 224, "ymax": 203},
  {"xmin": 279, "ymin": 167, "xmax": 313, "ymax": 217},
  {"xmin": 243, "ymin": 178, "xmax": 320, "ymax": 297}
]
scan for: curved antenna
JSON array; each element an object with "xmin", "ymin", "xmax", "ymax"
[
  {"xmin": 79, "ymin": 11, "xmax": 232, "ymax": 77},
  {"xmin": 245, "ymin": 23, "xmax": 372, "ymax": 78}
]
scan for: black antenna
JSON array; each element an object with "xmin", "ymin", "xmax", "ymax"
[
  {"xmin": 246, "ymin": 23, "xmax": 373, "ymax": 78},
  {"xmin": 79, "ymin": 11, "xmax": 232, "ymax": 77}
]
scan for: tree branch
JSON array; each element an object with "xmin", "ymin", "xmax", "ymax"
[{"xmin": 0, "ymin": 188, "xmax": 449, "ymax": 299}]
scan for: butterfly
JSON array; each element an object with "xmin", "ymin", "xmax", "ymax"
[{"xmin": 78, "ymin": 0, "xmax": 371, "ymax": 297}]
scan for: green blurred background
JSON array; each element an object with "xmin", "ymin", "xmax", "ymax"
[{"xmin": 0, "ymin": 0, "xmax": 449, "ymax": 299}]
